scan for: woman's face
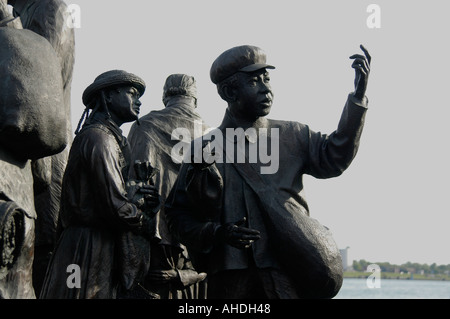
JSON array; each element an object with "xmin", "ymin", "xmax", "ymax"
[{"xmin": 107, "ymin": 86, "xmax": 142, "ymax": 125}]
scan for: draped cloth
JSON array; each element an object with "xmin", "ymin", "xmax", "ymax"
[
  {"xmin": 128, "ymin": 97, "xmax": 209, "ymax": 245},
  {"xmin": 127, "ymin": 97, "xmax": 209, "ymax": 299}
]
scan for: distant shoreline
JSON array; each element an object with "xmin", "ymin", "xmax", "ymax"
[{"xmin": 344, "ymin": 271, "xmax": 450, "ymax": 281}]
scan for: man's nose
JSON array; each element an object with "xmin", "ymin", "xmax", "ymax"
[
  {"xmin": 135, "ymin": 99, "xmax": 142, "ymax": 106},
  {"xmin": 259, "ymin": 81, "xmax": 271, "ymax": 93}
]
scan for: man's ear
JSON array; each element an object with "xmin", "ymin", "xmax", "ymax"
[{"xmin": 222, "ymin": 85, "xmax": 237, "ymax": 103}]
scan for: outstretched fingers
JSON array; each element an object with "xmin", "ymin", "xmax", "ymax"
[{"xmin": 360, "ymin": 44, "xmax": 372, "ymax": 65}]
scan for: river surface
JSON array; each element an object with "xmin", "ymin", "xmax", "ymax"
[{"xmin": 334, "ymin": 278, "xmax": 450, "ymax": 299}]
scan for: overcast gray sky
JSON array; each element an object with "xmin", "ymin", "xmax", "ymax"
[{"xmin": 63, "ymin": 0, "xmax": 450, "ymax": 266}]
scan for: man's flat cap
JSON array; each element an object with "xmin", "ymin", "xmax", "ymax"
[
  {"xmin": 82, "ymin": 69, "xmax": 146, "ymax": 107},
  {"xmin": 210, "ymin": 45, "xmax": 275, "ymax": 84}
]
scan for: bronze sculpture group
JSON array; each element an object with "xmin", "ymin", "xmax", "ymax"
[{"xmin": 0, "ymin": 0, "xmax": 371, "ymax": 299}]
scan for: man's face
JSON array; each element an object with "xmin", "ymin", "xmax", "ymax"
[
  {"xmin": 108, "ymin": 85, "xmax": 142, "ymax": 123},
  {"xmin": 232, "ymin": 68, "xmax": 274, "ymax": 121}
]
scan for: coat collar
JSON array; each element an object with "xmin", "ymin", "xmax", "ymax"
[
  {"xmin": 84, "ymin": 112, "xmax": 127, "ymax": 147},
  {"xmin": 164, "ymin": 96, "xmax": 196, "ymax": 110},
  {"xmin": 217, "ymin": 109, "xmax": 269, "ymax": 144},
  {"xmin": 219, "ymin": 108, "xmax": 269, "ymax": 131}
]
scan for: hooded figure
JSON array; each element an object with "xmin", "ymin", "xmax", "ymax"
[{"xmin": 125, "ymin": 74, "xmax": 209, "ymax": 299}]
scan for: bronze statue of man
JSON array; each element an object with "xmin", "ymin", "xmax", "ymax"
[
  {"xmin": 126, "ymin": 74, "xmax": 208, "ymax": 299},
  {"xmin": 40, "ymin": 70, "xmax": 159, "ymax": 299},
  {"xmin": 165, "ymin": 44, "xmax": 371, "ymax": 299}
]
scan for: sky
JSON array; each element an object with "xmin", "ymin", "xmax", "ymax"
[{"xmin": 55, "ymin": 0, "xmax": 450, "ymax": 266}]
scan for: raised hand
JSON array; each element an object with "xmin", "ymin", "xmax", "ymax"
[{"xmin": 349, "ymin": 45, "xmax": 371, "ymax": 100}]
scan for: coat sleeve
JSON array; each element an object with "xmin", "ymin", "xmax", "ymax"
[
  {"xmin": 304, "ymin": 93, "xmax": 368, "ymax": 179},
  {"xmin": 165, "ymin": 162, "xmax": 220, "ymax": 254},
  {"xmin": 82, "ymin": 129, "xmax": 142, "ymax": 231}
]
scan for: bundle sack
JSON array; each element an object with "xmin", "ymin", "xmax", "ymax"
[
  {"xmin": 229, "ymin": 159, "xmax": 344, "ymax": 299},
  {"xmin": 261, "ymin": 199, "xmax": 344, "ymax": 299},
  {"xmin": 0, "ymin": 27, "xmax": 67, "ymax": 160}
]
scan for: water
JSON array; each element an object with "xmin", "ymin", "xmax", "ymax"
[{"xmin": 334, "ymin": 278, "xmax": 450, "ymax": 299}]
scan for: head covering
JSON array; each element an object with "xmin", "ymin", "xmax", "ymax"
[
  {"xmin": 82, "ymin": 69, "xmax": 146, "ymax": 107},
  {"xmin": 210, "ymin": 45, "xmax": 275, "ymax": 84},
  {"xmin": 162, "ymin": 74, "xmax": 197, "ymax": 106}
]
